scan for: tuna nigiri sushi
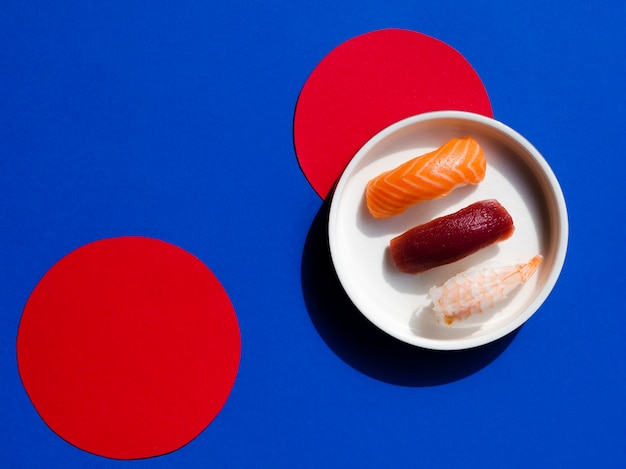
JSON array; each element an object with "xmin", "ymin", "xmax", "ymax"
[
  {"xmin": 365, "ymin": 137, "xmax": 486, "ymax": 218},
  {"xmin": 390, "ymin": 199, "xmax": 515, "ymax": 274},
  {"xmin": 428, "ymin": 255, "xmax": 543, "ymax": 325}
]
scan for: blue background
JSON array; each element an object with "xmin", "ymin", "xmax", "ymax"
[{"xmin": 1, "ymin": 1, "xmax": 624, "ymax": 467}]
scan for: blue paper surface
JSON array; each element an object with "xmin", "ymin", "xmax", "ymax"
[{"xmin": 1, "ymin": 0, "xmax": 625, "ymax": 467}]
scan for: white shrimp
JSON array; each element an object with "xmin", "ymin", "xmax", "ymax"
[{"xmin": 428, "ymin": 255, "xmax": 543, "ymax": 325}]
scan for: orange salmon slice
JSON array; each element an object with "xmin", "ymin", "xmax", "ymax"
[{"xmin": 365, "ymin": 137, "xmax": 486, "ymax": 218}]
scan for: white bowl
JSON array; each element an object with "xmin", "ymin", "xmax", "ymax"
[{"xmin": 328, "ymin": 111, "xmax": 568, "ymax": 350}]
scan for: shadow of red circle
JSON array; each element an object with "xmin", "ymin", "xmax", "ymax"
[
  {"xmin": 16, "ymin": 236, "xmax": 241, "ymax": 460},
  {"xmin": 294, "ymin": 28, "xmax": 493, "ymax": 199}
]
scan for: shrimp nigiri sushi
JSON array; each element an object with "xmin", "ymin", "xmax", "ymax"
[
  {"xmin": 366, "ymin": 137, "xmax": 486, "ymax": 218},
  {"xmin": 428, "ymin": 255, "xmax": 543, "ymax": 325}
]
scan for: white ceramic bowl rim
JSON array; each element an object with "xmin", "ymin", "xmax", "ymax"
[{"xmin": 328, "ymin": 110, "xmax": 568, "ymax": 350}]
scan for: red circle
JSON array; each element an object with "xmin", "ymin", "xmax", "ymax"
[
  {"xmin": 294, "ymin": 29, "xmax": 493, "ymax": 199},
  {"xmin": 16, "ymin": 236, "xmax": 241, "ymax": 459}
]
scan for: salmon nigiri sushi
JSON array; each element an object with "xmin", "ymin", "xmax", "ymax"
[{"xmin": 365, "ymin": 137, "xmax": 486, "ymax": 218}]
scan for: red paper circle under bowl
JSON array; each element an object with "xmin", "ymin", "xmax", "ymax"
[{"xmin": 294, "ymin": 28, "xmax": 493, "ymax": 199}]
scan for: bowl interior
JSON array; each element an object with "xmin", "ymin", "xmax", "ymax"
[{"xmin": 328, "ymin": 111, "xmax": 568, "ymax": 350}]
